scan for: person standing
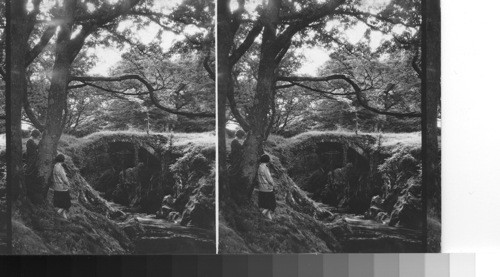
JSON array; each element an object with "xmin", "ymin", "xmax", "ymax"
[
  {"xmin": 25, "ymin": 129, "xmax": 41, "ymax": 172},
  {"xmin": 52, "ymin": 154, "xmax": 71, "ymax": 219},
  {"xmin": 229, "ymin": 129, "xmax": 245, "ymax": 166},
  {"xmin": 25, "ymin": 129, "xmax": 41, "ymax": 200},
  {"xmin": 228, "ymin": 129, "xmax": 246, "ymax": 198},
  {"xmin": 257, "ymin": 154, "xmax": 276, "ymax": 220}
]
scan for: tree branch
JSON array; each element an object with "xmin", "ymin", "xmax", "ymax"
[
  {"xmin": 70, "ymin": 75, "xmax": 215, "ymax": 118},
  {"xmin": 274, "ymin": 39, "xmax": 291, "ymax": 64},
  {"xmin": 226, "ymin": 86, "xmax": 250, "ymax": 131},
  {"xmin": 278, "ymin": 74, "xmax": 421, "ymax": 118},
  {"xmin": 229, "ymin": 21, "xmax": 263, "ymax": 65},
  {"xmin": 273, "ymin": 0, "xmax": 345, "ymax": 54},
  {"xmin": 75, "ymin": 0, "xmax": 142, "ymax": 26},
  {"xmin": 23, "ymin": 90, "xmax": 45, "ymax": 131},
  {"xmin": 68, "ymin": 25, "xmax": 96, "ymax": 63},
  {"xmin": 68, "ymin": 81, "xmax": 150, "ymax": 96},
  {"xmin": 276, "ymin": 81, "xmax": 356, "ymax": 96},
  {"xmin": 25, "ymin": 25, "xmax": 57, "ymax": 66},
  {"xmin": 26, "ymin": 0, "xmax": 43, "ymax": 36},
  {"xmin": 336, "ymin": 8, "xmax": 420, "ymax": 28}
]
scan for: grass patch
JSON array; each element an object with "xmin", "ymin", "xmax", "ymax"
[
  {"xmin": 60, "ymin": 130, "xmax": 215, "ymax": 152},
  {"xmin": 267, "ymin": 130, "xmax": 421, "ymax": 155}
]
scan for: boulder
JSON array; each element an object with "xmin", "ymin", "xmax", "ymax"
[
  {"xmin": 95, "ymin": 168, "xmax": 118, "ymax": 198},
  {"xmin": 161, "ymin": 205, "xmax": 174, "ymax": 216},
  {"xmin": 168, "ymin": 211, "xmax": 181, "ymax": 222},
  {"xmin": 375, "ymin": 212, "xmax": 389, "ymax": 223},
  {"xmin": 365, "ymin": 195, "xmax": 384, "ymax": 219},
  {"xmin": 407, "ymin": 182, "xmax": 422, "ymax": 197},
  {"xmin": 389, "ymin": 191, "xmax": 422, "ymax": 229},
  {"xmin": 381, "ymin": 189, "xmax": 399, "ymax": 211},
  {"xmin": 180, "ymin": 181, "xmax": 214, "ymax": 229},
  {"xmin": 120, "ymin": 218, "xmax": 146, "ymax": 241},
  {"xmin": 371, "ymin": 195, "xmax": 383, "ymax": 207},
  {"xmin": 162, "ymin": 195, "xmax": 175, "ymax": 206}
]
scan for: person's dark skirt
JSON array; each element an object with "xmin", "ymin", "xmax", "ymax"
[
  {"xmin": 53, "ymin": 190, "xmax": 71, "ymax": 210},
  {"xmin": 258, "ymin": 191, "xmax": 276, "ymax": 211}
]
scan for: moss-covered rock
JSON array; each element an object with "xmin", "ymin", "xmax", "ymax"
[{"xmin": 170, "ymin": 145, "xmax": 215, "ymax": 229}]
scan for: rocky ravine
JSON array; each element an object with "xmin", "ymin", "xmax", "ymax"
[
  {"xmin": 13, "ymin": 131, "xmax": 215, "ymax": 254},
  {"xmin": 220, "ymin": 132, "xmax": 424, "ymax": 253}
]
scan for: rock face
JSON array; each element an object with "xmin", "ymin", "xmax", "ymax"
[
  {"xmin": 389, "ymin": 180, "xmax": 423, "ymax": 228},
  {"xmin": 72, "ymin": 133, "xmax": 216, "ymax": 232},
  {"xmin": 68, "ymin": 134, "xmax": 175, "ymax": 214},
  {"xmin": 366, "ymin": 195, "xmax": 386, "ymax": 222},
  {"xmin": 95, "ymin": 168, "xmax": 119, "ymax": 198},
  {"xmin": 365, "ymin": 146, "xmax": 423, "ymax": 229},
  {"xmin": 162, "ymin": 195, "xmax": 174, "ymax": 206},
  {"xmin": 279, "ymin": 132, "xmax": 423, "ymax": 230},
  {"xmin": 170, "ymin": 147, "xmax": 215, "ymax": 229},
  {"xmin": 112, "ymin": 163, "xmax": 166, "ymax": 213},
  {"xmin": 156, "ymin": 196, "xmax": 176, "ymax": 220},
  {"xmin": 180, "ymin": 179, "xmax": 215, "ymax": 228},
  {"xmin": 277, "ymin": 135, "xmax": 383, "ymax": 214},
  {"xmin": 100, "ymin": 157, "xmax": 172, "ymax": 214}
]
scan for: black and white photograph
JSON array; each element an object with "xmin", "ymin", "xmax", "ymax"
[
  {"xmin": 5, "ymin": 0, "xmax": 500, "ymax": 274},
  {"xmin": 218, "ymin": 0, "xmax": 440, "ymax": 253},
  {"xmin": 4, "ymin": 0, "xmax": 216, "ymax": 254},
  {"xmin": 0, "ymin": 104, "xmax": 5, "ymax": 254}
]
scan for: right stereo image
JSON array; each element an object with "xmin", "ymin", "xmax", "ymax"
[{"xmin": 217, "ymin": 0, "xmax": 440, "ymax": 253}]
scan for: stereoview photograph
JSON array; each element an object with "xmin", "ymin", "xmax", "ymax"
[
  {"xmin": 6, "ymin": 0, "xmax": 216, "ymax": 254},
  {"xmin": 218, "ymin": 0, "xmax": 440, "ymax": 253}
]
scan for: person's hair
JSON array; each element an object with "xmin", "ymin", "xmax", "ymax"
[
  {"xmin": 30, "ymin": 129, "xmax": 41, "ymax": 138},
  {"xmin": 235, "ymin": 129, "xmax": 246, "ymax": 139},
  {"xmin": 260, "ymin": 154, "xmax": 270, "ymax": 163},
  {"xmin": 55, "ymin": 154, "xmax": 65, "ymax": 163}
]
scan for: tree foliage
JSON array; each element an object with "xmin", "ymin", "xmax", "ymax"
[
  {"xmin": 6, "ymin": 0, "xmax": 214, "ymax": 203},
  {"xmin": 218, "ymin": 0, "xmax": 423, "ymax": 200}
]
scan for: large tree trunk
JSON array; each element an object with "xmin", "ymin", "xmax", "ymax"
[
  {"xmin": 8, "ymin": 0, "xmax": 29, "ymax": 201},
  {"xmin": 239, "ymin": 0, "xmax": 280, "ymax": 198},
  {"xmin": 424, "ymin": 0, "xmax": 441, "ymax": 252},
  {"xmin": 32, "ymin": 0, "xmax": 77, "ymax": 203}
]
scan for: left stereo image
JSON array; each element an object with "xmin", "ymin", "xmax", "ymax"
[{"xmin": 2, "ymin": 0, "xmax": 215, "ymax": 254}]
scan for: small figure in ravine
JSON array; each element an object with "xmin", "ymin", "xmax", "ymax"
[{"xmin": 257, "ymin": 154, "xmax": 277, "ymax": 220}]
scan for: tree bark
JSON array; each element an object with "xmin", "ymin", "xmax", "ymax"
[
  {"xmin": 238, "ymin": 0, "xmax": 281, "ymax": 197},
  {"xmin": 423, "ymin": 0, "xmax": 441, "ymax": 252},
  {"xmin": 33, "ymin": 0, "xmax": 78, "ymax": 203},
  {"xmin": 217, "ymin": 0, "xmax": 233, "ymax": 200},
  {"xmin": 8, "ymin": 0, "xmax": 29, "ymax": 201}
]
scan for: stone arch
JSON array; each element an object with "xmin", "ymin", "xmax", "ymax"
[{"xmin": 315, "ymin": 140, "xmax": 369, "ymax": 170}]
